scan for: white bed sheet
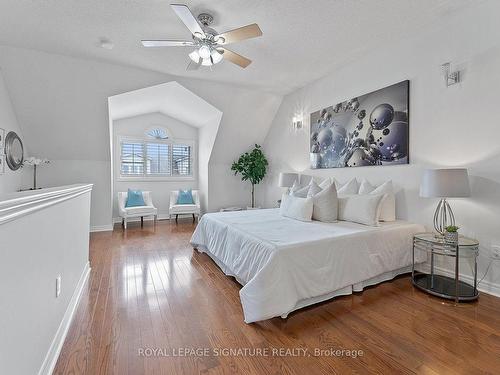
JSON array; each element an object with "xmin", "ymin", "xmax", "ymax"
[{"xmin": 190, "ymin": 208, "xmax": 425, "ymax": 323}]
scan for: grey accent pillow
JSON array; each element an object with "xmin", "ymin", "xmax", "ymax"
[{"xmin": 307, "ymin": 182, "xmax": 338, "ymax": 222}]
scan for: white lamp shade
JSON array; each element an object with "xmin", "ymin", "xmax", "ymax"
[
  {"xmin": 278, "ymin": 172, "xmax": 298, "ymax": 188},
  {"xmin": 420, "ymin": 168, "xmax": 471, "ymax": 198}
]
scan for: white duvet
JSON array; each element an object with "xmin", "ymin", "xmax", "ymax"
[{"xmin": 190, "ymin": 208, "xmax": 425, "ymax": 323}]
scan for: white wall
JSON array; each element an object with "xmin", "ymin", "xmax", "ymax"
[
  {"xmin": 0, "ymin": 186, "xmax": 92, "ymax": 375},
  {"xmin": 0, "ymin": 45, "xmax": 282, "ymax": 228},
  {"xmin": 261, "ymin": 1, "xmax": 500, "ymax": 292},
  {"xmin": 112, "ymin": 112, "xmax": 198, "ymax": 219},
  {"xmin": 0, "ymin": 69, "xmax": 24, "ymax": 194}
]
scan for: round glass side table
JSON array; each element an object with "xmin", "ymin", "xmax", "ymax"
[{"xmin": 412, "ymin": 233, "xmax": 479, "ymax": 302}]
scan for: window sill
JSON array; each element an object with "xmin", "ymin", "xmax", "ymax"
[{"xmin": 117, "ymin": 176, "xmax": 196, "ymax": 182}]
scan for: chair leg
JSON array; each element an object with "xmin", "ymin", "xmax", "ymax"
[
  {"xmin": 121, "ymin": 218, "xmax": 124, "ymax": 227},
  {"xmin": 124, "ymin": 218, "xmax": 127, "ymax": 229},
  {"xmin": 192, "ymin": 213, "xmax": 195, "ymax": 222},
  {"xmin": 141, "ymin": 216, "xmax": 144, "ymax": 227},
  {"xmin": 176, "ymin": 214, "xmax": 178, "ymax": 223},
  {"xmin": 154, "ymin": 215, "xmax": 157, "ymax": 225}
]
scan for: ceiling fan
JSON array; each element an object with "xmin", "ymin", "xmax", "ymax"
[{"xmin": 141, "ymin": 4, "xmax": 262, "ymax": 70}]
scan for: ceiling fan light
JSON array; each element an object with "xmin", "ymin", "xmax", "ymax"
[
  {"xmin": 211, "ymin": 49, "xmax": 223, "ymax": 64},
  {"xmin": 198, "ymin": 44, "xmax": 211, "ymax": 59},
  {"xmin": 188, "ymin": 50, "xmax": 200, "ymax": 63},
  {"xmin": 201, "ymin": 57, "xmax": 213, "ymax": 66}
]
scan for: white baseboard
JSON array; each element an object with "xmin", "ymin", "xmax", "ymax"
[
  {"xmin": 434, "ymin": 265, "xmax": 500, "ymax": 298},
  {"xmin": 90, "ymin": 224, "xmax": 114, "ymax": 232},
  {"xmin": 38, "ymin": 262, "xmax": 91, "ymax": 375}
]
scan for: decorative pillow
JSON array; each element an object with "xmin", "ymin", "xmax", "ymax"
[
  {"xmin": 177, "ymin": 189, "xmax": 194, "ymax": 204},
  {"xmin": 308, "ymin": 180, "xmax": 322, "ymax": 196},
  {"xmin": 289, "ymin": 180, "xmax": 302, "ymax": 194},
  {"xmin": 125, "ymin": 189, "xmax": 146, "ymax": 207},
  {"xmin": 319, "ymin": 177, "xmax": 336, "ymax": 189},
  {"xmin": 307, "ymin": 182, "xmax": 338, "ymax": 222},
  {"xmin": 291, "ymin": 179, "xmax": 312, "ymax": 198},
  {"xmin": 338, "ymin": 194, "xmax": 385, "ymax": 226},
  {"xmin": 359, "ymin": 180, "xmax": 396, "ymax": 222},
  {"xmin": 337, "ymin": 178, "xmax": 359, "ymax": 195},
  {"xmin": 280, "ymin": 194, "xmax": 313, "ymax": 222}
]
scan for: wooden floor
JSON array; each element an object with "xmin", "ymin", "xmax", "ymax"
[{"xmin": 54, "ymin": 219, "xmax": 500, "ymax": 375}]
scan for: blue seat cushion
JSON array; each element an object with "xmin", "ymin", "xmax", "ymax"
[
  {"xmin": 177, "ymin": 189, "xmax": 194, "ymax": 204},
  {"xmin": 125, "ymin": 189, "xmax": 146, "ymax": 207}
]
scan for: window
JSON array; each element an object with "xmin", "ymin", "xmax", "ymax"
[{"xmin": 120, "ymin": 139, "xmax": 193, "ymax": 178}]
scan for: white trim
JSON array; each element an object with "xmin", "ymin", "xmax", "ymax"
[
  {"xmin": 0, "ymin": 184, "xmax": 93, "ymax": 226},
  {"xmin": 38, "ymin": 262, "xmax": 91, "ymax": 375},
  {"xmin": 90, "ymin": 224, "xmax": 114, "ymax": 232},
  {"xmin": 434, "ymin": 265, "xmax": 500, "ymax": 298},
  {"xmin": 117, "ymin": 136, "xmax": 196, "ymax": 180}
]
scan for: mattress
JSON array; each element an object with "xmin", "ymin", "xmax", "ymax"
[{"xmin": 190, "ymin": 208, "xmax": 425, "ymax": 323}]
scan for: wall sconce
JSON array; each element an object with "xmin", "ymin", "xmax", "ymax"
[
  {"xmin": 292, "ymin": 115, "xmax": 303, "ymax": 131},
  {"xmin": 441, "ymin": 62, "xmax": 460, "ymax": 86}
]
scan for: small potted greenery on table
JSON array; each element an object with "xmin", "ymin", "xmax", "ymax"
[{"xmin": 444, "ymin": 225, "xmax": 459, "ymax": 245}]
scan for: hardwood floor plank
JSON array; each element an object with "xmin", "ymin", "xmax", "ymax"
[{"xmin": 52, "ymin": 220, "xmax": 500, "ymax": 375}]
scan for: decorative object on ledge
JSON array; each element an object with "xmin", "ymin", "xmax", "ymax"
[
  {"xmin": 4, "ymin": 131, "xmax": 24, "ymax": 171},
  {"xmin": 441, "ymin": 62, "xmax": 460, "ymax": 86},
  {"xmin": 231, "ymin": 144, "xmax": 268, "ymax": 208},
  {"xmin": 23, "ymin": 157, "xmax": 50, "ymax": 190},
  {"xmin": 310, "ymin": 80, "xmax": 409, "ymax": 169},
  {"xmin": 420, "ymin": 168, "xmax": 470, "ymax": 236}
]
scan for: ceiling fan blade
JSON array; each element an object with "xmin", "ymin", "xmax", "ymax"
[
  {"xmin": 215, "ymin": 24, "xmax": 262, "ymax": 45},
  {"xmin": 141, "ymin": 40, "xmax": 195, "ymax": 47},
  {"xmin": 221, "ymin": 48, "xmax": 252, "ymax": 68},
  {"xmin": 170, "ymin": 4, "xmax": 205, "ymax": 38}
]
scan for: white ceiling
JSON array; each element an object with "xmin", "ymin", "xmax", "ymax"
[
  {"xmin": 108, "ymin": 81, "xmax": 222, "ymax": 126},
  {"xmin": 0, "ymin": 0, "xmax": 477, "ymax": 94}
]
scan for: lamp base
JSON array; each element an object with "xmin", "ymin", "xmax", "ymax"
[{"xmin": 433, "ymin": 198, "xmax": 455, "ymax": 236}]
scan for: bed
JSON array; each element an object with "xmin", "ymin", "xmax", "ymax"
[{"xmin": 190, "ymin": 208, "xmax": 425, "ymax": 323}]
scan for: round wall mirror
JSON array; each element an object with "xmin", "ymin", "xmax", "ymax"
[{"xmin": 4, "ymin": 131, "xmax": 24, "ymax": 171}]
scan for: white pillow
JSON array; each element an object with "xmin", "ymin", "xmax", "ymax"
[
  {"xmin": 337, "ymin": 178, "xmax": 359, "ymax": 195},
  {"xmin": 338, "ymin": 194, "xmax": 385, "ymax": 226},
  {"xmin": 358, "ymin": 180, "xmax": 396, "ymax": 222},
  {"xmin": 280, "ymin": 194, "xmax": 313, "ymax": 221},
  {"xmin": 291, "ymin": 179, "xmax": 314, "ymax": 198},
  {"xmin": 308, "ymin": 180, "xmax": 322, "ymax": 196},
  {"xmin": 307, "ymin": 182, "xmax": 338, "ymax": 222},
  {"xmin": 319, "ymin": 177, "xmax": 335, "ymax": 189}
]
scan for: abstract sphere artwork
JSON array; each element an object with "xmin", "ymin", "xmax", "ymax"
[{"xmin": 310, "ymin": 80, "xmax": 409, "ymax": 169}]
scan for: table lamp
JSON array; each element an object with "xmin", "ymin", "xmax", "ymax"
[
  {"xmin": 278, "ymin": 172, "xmax": 298, "ymax": 194},
  {"xmin": 420, "ymin": 168, "xmax": 470, "ymax": 235}
]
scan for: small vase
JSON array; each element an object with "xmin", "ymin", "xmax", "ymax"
[{"xmin": 444, "ymin": 231, "xmax": 458, "ymax": 245}]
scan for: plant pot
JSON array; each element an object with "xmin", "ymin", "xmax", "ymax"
[{"xmin": 444, "ymin": 231, "xmax": 458, "ymax": 245}]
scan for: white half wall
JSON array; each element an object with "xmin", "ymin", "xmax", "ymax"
[
  {"xmin": 261, "ymin": 1, "xmax": 500, "ymax": 292},
  {"xmin": 0, "ymin": 68, "xmax": 24, "ymax": 194}
]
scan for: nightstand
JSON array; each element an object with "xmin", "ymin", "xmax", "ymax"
[{"xmin": 412, "ymin": 233, "xmax": 479, "ymax": 302}]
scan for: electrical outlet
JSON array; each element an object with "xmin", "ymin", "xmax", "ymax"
[
  {"xmin": 56, "ymin": 275, "xmax": 61, "ymax": 298},
  {"xmin": 491, "ymin": 245, "xmax": 500, "ymax": 260}
]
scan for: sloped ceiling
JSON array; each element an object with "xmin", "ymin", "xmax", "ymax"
[{"xmin": 0, "ymin": 0, "xmax": 477, "ymax": 94}]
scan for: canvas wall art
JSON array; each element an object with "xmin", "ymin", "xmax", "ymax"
[{"xmin": 310, "ymin": 80, "xmax": 409, "ymax": 169}]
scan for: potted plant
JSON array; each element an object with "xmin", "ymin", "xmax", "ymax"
[
  {"xmin": 231, "ymin": 144, "xmax": 268, "ymax": 209},
  {"xmin": 444, "ymin": 225, "xmax": 459, "ymax": 245}
]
